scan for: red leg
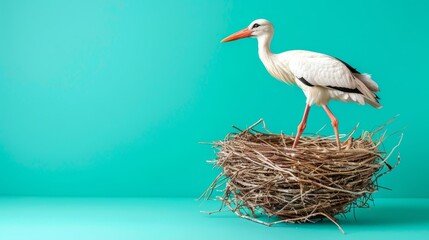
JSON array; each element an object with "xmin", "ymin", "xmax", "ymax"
[
  {"xmin": 292, "ymin": 104, "xmax": 311, "ymax": 148},
  {"xmin": 322, "ymin": 105, "xmax": 341, "ymax": 150}
]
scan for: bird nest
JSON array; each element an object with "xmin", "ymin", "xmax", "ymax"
[{"xmin": 201, "ymin": 119, "xmax": 401, "ymax": 233}]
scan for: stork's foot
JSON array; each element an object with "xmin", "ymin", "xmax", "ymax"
[
  {"xmin": 331, "ymin": 119, "xmax": 341, "ymax": 150},
  {"xmin": 293, "ymin": 104, "xmax": 311, "ymax": 149},
  {"xmin": 292, "ymin": 138, "xmax": 299, "ymax": 148},
  {"xmin": 292, "ymin": 122, "xmax": 306, "ymax": 148},
  {"xmin": 336, "ymin": 139, "xmax": 341, "ymax": 150},
  {"xmin": 322, "ymin": 105, "xmax": 341, "ymax": 151}
]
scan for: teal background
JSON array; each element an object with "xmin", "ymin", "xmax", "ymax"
[
  {"xmin": 0, "ymin": 198, "xmax": 427, "ymax": 239},
  {"xmin": 0, "ymin": 0, "xmax": 428, "ymax": 198}
]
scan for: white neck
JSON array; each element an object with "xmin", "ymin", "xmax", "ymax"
[
  {"xmin": 257, "ymin": 34, "xmax": 273, "ymax": 58},
  {"xmin": 257, "ymin": 33, "xmax": 275, "ymax": 71},
  {"xmin": 256, "ymin": 32, "xmax": 296, "ymax": 85}
]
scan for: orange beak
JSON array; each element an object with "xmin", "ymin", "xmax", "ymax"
[{"xmin": 221, "ymin": 28, "xmax": 252, "ymax": 43}]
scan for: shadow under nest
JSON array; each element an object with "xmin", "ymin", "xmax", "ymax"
[{"xmin": 201, "ymin": 119, "xmax": 401, "ymax": 233}]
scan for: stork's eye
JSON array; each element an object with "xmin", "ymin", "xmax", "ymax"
[{"xmin": 252, "ymin": 23, "xmax": 260, "ymax": 29}]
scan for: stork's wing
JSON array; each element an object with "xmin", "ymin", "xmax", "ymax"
[
  {"xmin": 284, "ymin": 50, "xmax": 380, "ymax": 107},
  {"xmin": 287, "ymin": 51, "xmax": 359, "ymax": 92}
]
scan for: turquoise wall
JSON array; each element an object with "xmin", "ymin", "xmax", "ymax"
[{"xmin": 0, "ymin": 0, "xmax": 427, "ymax": 197}]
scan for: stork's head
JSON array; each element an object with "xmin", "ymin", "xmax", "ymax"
[{"xmin": 221, "ymin": 19, "xmax": 273, "ymax": 43}]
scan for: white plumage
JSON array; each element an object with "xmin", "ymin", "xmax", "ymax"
[
  {"xmin": 277, "ymin": 50, "xmax": 380, "ymax": 108},
  {"xmin": 221, "ymin": 19, "xmax": 381, "ymax": 149}
]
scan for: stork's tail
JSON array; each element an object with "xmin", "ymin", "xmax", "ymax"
[
  {"xmin": 364, "ymin": 97, "xmax": 382, "ymax": 109},
  {"xmin": 354, "ymin": 73, "xmax": 382, "ymax": 109},
  {"xmin": 354, "ymin": 73, "xmax": 379, "ymax": 92}
]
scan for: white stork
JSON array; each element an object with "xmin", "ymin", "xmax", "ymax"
[{"xmin": 221, "ymin": 19, "xmax": 381, "ymax": 149}]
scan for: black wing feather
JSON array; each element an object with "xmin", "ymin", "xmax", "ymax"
[{"xmin": 334, "ymin": 57, "xmax": 361, "ymax": 74}]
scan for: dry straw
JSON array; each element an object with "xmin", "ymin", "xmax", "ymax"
[{"xmin": 201, "ymin": 119, "xmax": 401, "ymax": 233}]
